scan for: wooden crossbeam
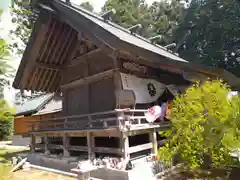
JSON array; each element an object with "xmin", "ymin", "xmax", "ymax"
[
  {"xmin": 129, "ymin": 142, "xmax": 152, "ymax": 154},
  {"xmin": 68, "ymin": 48, "xmax": 100, "ymax": 67},
  {"xmin": 35, "ymin": 62, "xmax": 62, "ymax": 71},
  {"xmin": 60, "ymin": 69, "xmax": 117, "ymax": 89}
]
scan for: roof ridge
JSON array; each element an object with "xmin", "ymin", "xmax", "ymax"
[{"xmin": 59, "ymin": 0, "xmax": 177, "ymax": 56}]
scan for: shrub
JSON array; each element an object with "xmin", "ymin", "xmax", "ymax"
[
  {"xmin": 0, "ymin": 100, "xmax": 14, "ymax": 141},
  {"xmin": 159, "ymin": 80, "xmax": 240, "ymax": 169}
]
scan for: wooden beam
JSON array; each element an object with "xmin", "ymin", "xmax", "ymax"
[
  {"xmin": 31, "ymin": 17, "xmax": 58, "ymax": 91},
  {"xmin": 118, "ymin": 50, "xmax": 184, "ymax": 74},
  {"xmin": 69, "ymin": 145, "xmax": 88, "ymax": 151},
  {"xmin": 123, "ymin": 123, "xmax": 171, "ymax": 132},
  {"xmin": 149, "ymin": 130, "xmax": 158, "ymax": 155},
  {"xmin": 59, "ymin": 30, "xmax": 77, "ymax": 69},
  {"xmin": 35, "ymin": 62, "xmax": 62, "ymax": 71},
  {"xmin": 44, "ymin": 135, "xmax": 50, "ymax": 155},
  {"xmin": 30, "ymin": 135, "xmax": 36, "ymax": 152},
  {"xmin": 55, "ymin": 3, "xmax": 114, "ymax": 55},
  {"xmin": 19, "ymin": 12, "xmax": 50, "ymax": 90},
  {"xmin": 95, "ymin": 147, "xmax": 122, "ymax": 155},
  {"xmin": 65, "ymin": 145, "xmax": 122, "ymax": 155},
  {"xmin": 48, "ymin": 144, "xmax": 63, "ymax": 150},
  {"xmin": 129, "ymin": 142, "xmax": 152, "ymax": 154},
  {"xmin": 127, "ymin": 129, "xmax": 151, "ymax": 136},
  {"xmin": 43, "ymin": 21, "xmax": 67, "ymax": 92},
  {"xmin": 87, "ymin": 132, "xmax": 95, "ymax": 160},
  {"xmin": 63, "ymin": 135, "xmax": 70, "ymax": 157},
  {"xmin": 35, "ymin": 144, "xmax": 44, "ymax": 149},
  {"xmin": 60, "ymin": 69, "xmax": 117, "ymax": 89},
  {"xmin": 68, "ymin": 48, "xmax": 100, "ymax": 67},
  {"xmin": 120, "ymin": 133, "xmax": 129, "ymax": 159}
]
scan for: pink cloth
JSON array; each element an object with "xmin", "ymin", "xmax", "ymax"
[{"xmin": 144, "ymin": 105, "xmax": 162, "ymax": 123}]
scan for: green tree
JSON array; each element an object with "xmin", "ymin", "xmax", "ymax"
[
  {"xmin": 102, "ymin": 0, "xmax": 186, "ymax": 44},
  {"xmin": 79, "ymin": 1, "xmax": 94, "ymax": 12},
  {"xmin": 159, "ymin": 80, "xmax": 240, "ymax": 169},
  {"xmin": 149, "ymin": 0, "xmax": 186, "ymax": 45},
  {"xmin": 10, "ymin": 0, "xmax": 36, "ymax": 54},
  {"xmin": 0, "ymin": 39, "xmax": 12, "ymax": 96},
  {"xmin": 102, "ymin": 0, "xmax": 153, "ymax": 37},
  {"xmin": 0, "ymin": 11, "xmax": 14, "ymax": 140},
  {"xmin": 0, "ymin": 100, "xmax": 14, "ymax": 140},
  {"xmin": 0, "ymin": 8, "xmax": 13, "ymax": 98},
  {"xmin": 173, "ymin": 0, "xmax": 240, "ymax": 77}
]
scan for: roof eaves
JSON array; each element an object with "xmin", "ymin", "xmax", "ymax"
[
  {"xmin": 33, "ymin": 93, "xmax": 55, "ymax": 112},
  {"xmin": 13, "ymin": 19, "xmax": 40, "ymax": 89},
  {"xmin": 14, "ymin": 93, "xmax": 55, "ymax": 116},
  {"xmin": 52, "ymin": 0, "xmax": 188, "ymax": 64},
  {"xmin": 69, "ymin": 2, "xmax": 185, "ymax": 60}
]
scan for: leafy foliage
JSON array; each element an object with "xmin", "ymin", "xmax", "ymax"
[
  {"xmin": 0, "ymin": 100, "xmax": 14, "ymax": 141},
  {"xmin": 102, "ymin": 0, "xmax": 152, "ymax": 37},
  {"xmin": 79, "ymin": 1, "xmax": 94, "ymax": 12},
  {"xmin": 173, "ymin": 0, "xmax": 240, "ymax": 77},
  {"xmin": 159, "ymin": 80, "xmax": 240, "ymax": 169},
  {"xmin": 0, "ymin": 39, "xmax": 12, "ymax": 94},
  {"xmin": 149, "ymin": 0, "xmax": 187, "ymax": 45},
  {"xmin": 10, "ymin": 0, "xmax": 36, "ymax": 54},
  {"xmin": 0, "ymin": 10, "xmax": 14, "ymax": 140},
  {"xmin": 102, "ymin": 0, "xmax": 186, "ymax": 44}
]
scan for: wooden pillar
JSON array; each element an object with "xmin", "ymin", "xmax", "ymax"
[
  {"xmin": 87, "ymin": 132, "xmax": 95, "ymax": 160},
  {"xmin": 44, "ymin": 135, "xmax": 50, "ymax": 155},
  {"xmin": 114, "ymin": 72, "xmax": 124, "ymax": 129},
  {"xmin": 63, "ymin": 134, "xmax": 70, "ymax": 157},
  {"xmin": 120, "ymin": 133, "xmax": 130, "ymax": 160},
  {"xmin": 149, "ymin": 130, "xmax": 158, "ymax": 155},
  {"xmin": 30, "ymin": 135, "xmax": 36, "ymax": 152}
]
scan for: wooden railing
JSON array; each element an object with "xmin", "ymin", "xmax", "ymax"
[{"xmin": 27, "ymin": 108, "xmax": 168, "ymax": 132}]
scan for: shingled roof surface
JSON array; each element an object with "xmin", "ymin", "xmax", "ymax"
[
  {"xmin": 53, "ymin": 0, "xmax": 188, "ymax": 63},
  {"xmin": 15, "ymin": 93, "xmax": 60, "ymax": 116},
  {"xmin": 12, "ymin": 0, "xmax": 240, "ymax": 92}
]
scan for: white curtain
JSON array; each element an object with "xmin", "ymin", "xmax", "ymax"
[{"xmin": 120, "ymin": 73, "xmax": 166, "ymax": 104}]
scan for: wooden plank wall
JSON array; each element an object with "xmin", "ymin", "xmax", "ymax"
[
  {"xmin": 62, "ymin": 50, "xmax": 117, "ymax": 117},
  {"xmin": 14, "ymin": 112, "xmax": 61, "ymax": 135}
]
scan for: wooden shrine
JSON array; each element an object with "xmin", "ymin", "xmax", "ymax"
[{"xmin": 13, "ymin": 0, "xmax": 240, "ymax": 161}]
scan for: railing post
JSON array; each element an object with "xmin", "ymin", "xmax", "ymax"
[
  {"xmin": 87, "ymin": 115, "xmax": 92, "ymax": 128},
  {"xmin": 44, "ymin": 135, "xmax": 50, "ymax": 155},
  {"xmin": 64, "ymin": 118, "xmax": 67, "ymax": 129},
  {"xmin": 120, "ymin": 132, "xmax": 130, "ymax": 160},
  {"xmin": 117, "ymin": 110, "xmax": 125, "ymax": 130},
  {"xmin": 30, "ymin": 135, "xmax": 36, "ymax": 152},
  {"xmin": 137, "ymin": 118, "xmax": 141, "ymax": 124},
  {"xmin": 149, "ymin": 129, "xmax": 158, "ymax": 156},
  {"xmin": 87, "ymin": 132, "xmax": 95, "ymax": 160},
  {"xmin": 63, "ymin": 134, "xmax": 70, "ymax": 157}
]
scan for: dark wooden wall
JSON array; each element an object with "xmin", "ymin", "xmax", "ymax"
[
  {"xmin": 89, "ymin": 76, "xmax": 115, "ymax": 113},
  {"xmin": 63, "ymin": 76, "xmax": 116, "ymax": 115},
  {"xmin": 61, "ymin": 51, "xmax": 115, "ymax": 85},
  {"xmin": 64, "ymin": 84, "xmax": 89, "ymax": 115},
  {"xmin": 61, "ymin": 50, "xmax": 116, "ymax": 116}
]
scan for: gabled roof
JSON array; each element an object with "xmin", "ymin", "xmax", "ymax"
[
  {"xmin": 52, "ymin": 1, "xmax": 188, "ymax": 63},
  {"xmin": 12, "ymin": 0, "xmax": 240, "ymax": 91},
  {"xmin": 12, "ymin": 0, "xmax": 190, "ymax": 92},
  {"xmin": 15, "ymin": 93, "xmax": 62, "ymax": 116}
]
